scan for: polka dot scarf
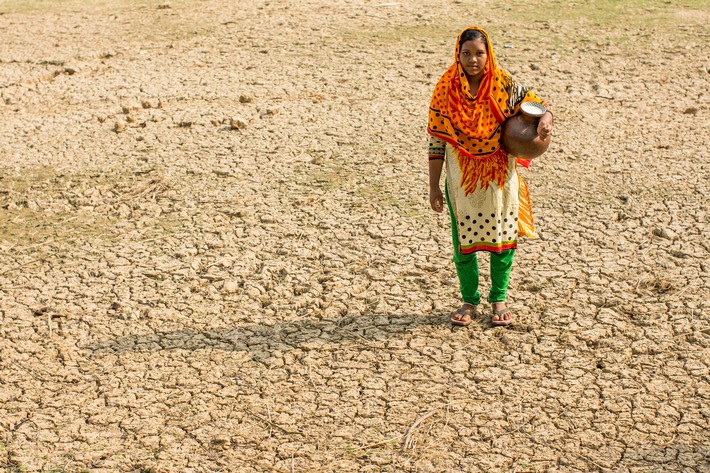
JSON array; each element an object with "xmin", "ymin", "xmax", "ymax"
[{"xmin": 428, "ymin": 26, "xmax": 513, "ymax": 158}]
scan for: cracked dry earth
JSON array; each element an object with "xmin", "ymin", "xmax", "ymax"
[{"xmin": 1, "ymin": 0, "xmax": 709, "ymax": 472}]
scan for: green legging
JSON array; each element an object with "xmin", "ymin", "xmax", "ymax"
[{"xmin": 446, "ymin": 184, "xmax": 515, "ymax": 305}]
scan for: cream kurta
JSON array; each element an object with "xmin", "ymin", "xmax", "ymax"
[{"xmin": 432, "ymin": 136, "xmax": 522, "ymax": 254}]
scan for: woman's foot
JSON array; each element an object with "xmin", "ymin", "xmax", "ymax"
[
  {"xmin": 491, "ymin": 302, "xmax": 514, "ymax": 326},
  {"xmin": 451, "ymin": 303, "xmax": 478, "ymax": 326}
]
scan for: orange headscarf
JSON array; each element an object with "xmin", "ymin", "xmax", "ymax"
[
  {"xmin": 428, "ymin": 27, "xmax": 544, "ymax": 194},
  {"xmin": 428, "ymin": 27, "xmax": 513, "ymax": 157}
]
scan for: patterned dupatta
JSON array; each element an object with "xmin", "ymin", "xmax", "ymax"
[{"xmin": 428, "ymin": 27, "xmax": 514, "ymax": 158}]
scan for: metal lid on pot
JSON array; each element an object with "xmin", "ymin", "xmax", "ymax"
[{"xmin": 520, "ymin": 101, "xmax": 546, "ymax": 117}]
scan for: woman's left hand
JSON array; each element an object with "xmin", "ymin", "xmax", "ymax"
[{"xmin": 538, "ymin": 111, "xmax": 553, "ymax": 139}]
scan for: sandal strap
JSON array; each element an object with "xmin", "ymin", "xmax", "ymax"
[{"xmin": 452, "ymin": 304, "xmax": 478, "ymax": 320}]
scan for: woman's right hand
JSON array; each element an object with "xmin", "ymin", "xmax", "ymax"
[
  {"xmin": 430, "ymin": 187, "xmax": 444, "ymax": 213},
  {"xmin": 538, "ymin": 110, "xmax": 553, "ymax": 139}
]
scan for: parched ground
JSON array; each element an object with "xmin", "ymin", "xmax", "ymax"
[{"xmin": 1, "ymin": 0, "xmax": 709, "ymax": 471}]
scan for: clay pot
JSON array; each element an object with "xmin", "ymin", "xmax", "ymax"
[{"xmin": 502, "ymin": 105, "xmax": 551, "ymax": 159}]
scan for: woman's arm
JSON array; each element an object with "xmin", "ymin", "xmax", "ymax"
[
  {"xmin": 429, "ymin": 158, "xmax": 444, "ymax": 213},
  {"xmin": 428, "ymin": 135, "xmax": 446, "ymax": 213}
]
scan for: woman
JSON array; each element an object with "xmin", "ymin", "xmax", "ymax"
[{"xmin": 428, "ymin": 26, "xmax": 552, "ymax": 327}]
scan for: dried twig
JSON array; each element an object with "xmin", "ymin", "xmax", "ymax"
[
  {"xmin": 348, "ymin": 433, "xmax": 406, "ymax": 452},
  {"xmin": 0, "ymin": 258, "xmax": 42, "ymax": 276},
  {"xmin": 252, "ymin": 460, "xmax": 291, "ymax": 473},
  {"xmin": 9, "ymin": 239, "xmax": 54, "ymax": 253},
  {"xmin": 246, "ymin": 409, "xmax": 301, "ymax": 436},
  {"xmin": 659, "ymin": 433, "xmax": 677, "ymax": 447},
  {"xmin": 120, "ymin": 178, "xmax": 168, "ymax": 202},
  {"xmin": 266, "ymin": 400, "xmax": 273, "ymax": 437},
  {"xmin": 673, "ymin": 326, "xmax": 710, "ymax": 339},
  {"xmin": 402, "ymin": 409, "xmax": 437, "ymax": 451},
  {"xmin": 504, "ymin": 414, "xmax": 537, "ymax": 436},
  {"xmin": 11, "ymin": 362, "xmax": 48, "ymax": 382},
  {"xmin": 667, "ymin": 278, "xmax": 700, "ymax": 300},
  {"xmin": 307, "ymin": 364, "xmax": 321, "ymax": 395}
]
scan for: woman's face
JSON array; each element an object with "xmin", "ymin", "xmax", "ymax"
[{"xmin": 458, "ymin": 38, "xmax": 488, "ymax": 81}]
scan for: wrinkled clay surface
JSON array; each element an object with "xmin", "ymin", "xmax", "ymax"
[{"xmin": 1, "ymin": 1, "xmax": 708, "ymax": 471}]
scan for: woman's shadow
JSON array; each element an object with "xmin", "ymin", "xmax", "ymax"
[{"xmin": 84, "ymin": 311, "xmax": 445, "ymax": 356}]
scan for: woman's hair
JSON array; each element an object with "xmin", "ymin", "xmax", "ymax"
[{"xmin": 459, "ymin": 29, "xmax": 487, "ymax": 50}]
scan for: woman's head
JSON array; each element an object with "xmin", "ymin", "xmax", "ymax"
[{"xmin": 458, "ymin": 28, "xmax": 489, "ymax": 82}]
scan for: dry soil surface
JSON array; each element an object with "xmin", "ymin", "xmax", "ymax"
[{"xmin": 1, "ymin": 0, "xmax": 709, "ymax": 472}]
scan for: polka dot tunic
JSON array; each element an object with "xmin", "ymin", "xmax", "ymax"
[{"xmin": 431, "ymin": 135, "xmax": 520, "ymax": 254}]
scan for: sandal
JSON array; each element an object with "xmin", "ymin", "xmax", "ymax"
[
  {"xmin": 491, "ymin": 306, "xmax": 514, "ymax": 326},
  {"xmin": 451, "ymin": 303, "xmax": 478, "ymax": 326}
]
